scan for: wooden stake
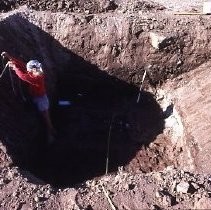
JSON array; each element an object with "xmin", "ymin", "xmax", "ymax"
[
  {"xmin": 137, "ymin": 69, "xmax": 147, "ymax": 103},
  {"xmin": 101, "ymin": 184, "xmax": 116, "ymax": 210},
  {"xmin": 174, "ymin": 12, "xmax": 204, "ymax": 15}
]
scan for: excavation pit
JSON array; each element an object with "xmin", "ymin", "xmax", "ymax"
[
  {"xmin": 0, "ymin": 12, "xmax": 171, "ymax": 188},
  {"xmin": 26, "ymin": 80, "xmax": 165, "ymax": 188},
  {"xmin": 1, "ymin": 2, "xmax": 211, "ymax": 209}
]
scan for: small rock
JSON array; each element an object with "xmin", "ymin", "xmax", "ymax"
[
  {"xmin": 162, "ymin": 195, "xmax": 172, "ymax": 207},
  {"xmin": 171, "ymin": 180, "xmax": 177, "ymax": 192},
  {"xmin": 150, "ymin": 204, "xmax": 161, "ymax": 210},
  {"xmin": 46, "ymin": 189, "xmax": 51, "ymax": 195},
  {"xmin": 155, "ymin": 191, "xmax": 162, "ymax": 198},
  {"xmin": 149, "ymin": 32, "xmax": 166, "ymax": 49},
  {"xmin": 0, "ymin": 178, "xmax": 4, "ymax": 185},
  {"xmin": 12, "ymin": 191, "xmax": 17, "ymax": 197},
  {"xmin": 191, "ymin": 182, "xmax": 200, "ymax": 190},
  {"xmin": 176, "ymin": 181, "xmax": 190, "ymax": 194},
  {"xmin": 166, "ymin": 165, "xmax": 175, "ymax": 171},
  {"xmin": 34, "ymin": 196, "xmax": 39, "ymax": 202}
]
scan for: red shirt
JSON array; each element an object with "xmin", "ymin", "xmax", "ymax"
[{"xmin": 10, "ymin": 57, "xmax": 46, "ymax": 97}]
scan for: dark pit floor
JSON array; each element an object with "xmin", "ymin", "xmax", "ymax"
[{"xmin": 26, "ymin": 82, "xmax": 164, "ymax": 188}]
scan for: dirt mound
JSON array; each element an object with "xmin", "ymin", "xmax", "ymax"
[
  {"xmin": 0, "ymin": 0, "xmax": 118, "ymax": 13},
  {"xmin": 118, "ymin": 0, "xmax": 166, "ymax": 13},
  {"xmin": 0, "ymin": 0, "xmax": 166, "ymax": 13}
]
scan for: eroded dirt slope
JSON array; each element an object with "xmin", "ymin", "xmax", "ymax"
[
  {"xmin": 1, "ymin": 6, "xmax": 211, "ymax": 87},
  {"xmin": 160, "ymin": 61, "xmax": 211, "ymax": 174}
]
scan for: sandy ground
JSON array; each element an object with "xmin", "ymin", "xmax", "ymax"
[{"xmin": 153, "ymin": 0, "xmax": 203, "ymax": 12}]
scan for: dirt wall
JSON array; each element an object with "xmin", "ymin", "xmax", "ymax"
[{"xmin": 1, "ymin": 9, "xmax": 211, "ymax": 88}]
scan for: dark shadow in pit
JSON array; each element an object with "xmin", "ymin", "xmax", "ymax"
[{"xmin": 0, "ymin": 14, "xmax": 164, "ymax": 188}]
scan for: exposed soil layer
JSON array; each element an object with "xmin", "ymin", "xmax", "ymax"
[{"xmin": 160, "ymin": 61, "xmax": 211, "ymax": 174}]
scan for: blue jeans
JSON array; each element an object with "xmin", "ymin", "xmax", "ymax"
[{"xmin": 32, "ymin": 94, "xmax": 49, "ymax": 111}]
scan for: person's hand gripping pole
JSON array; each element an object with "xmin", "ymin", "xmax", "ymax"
[
  {"xmin": 0, "ymin": 52, "xmax": 11, "ymax": 78},
  {"xmin": 0, "ymin": 52, "xmax": 17, "ymax": 95}
]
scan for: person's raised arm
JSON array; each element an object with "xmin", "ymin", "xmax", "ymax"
[{"xmin": 1, "ymin": 52, "xmax": 42, "ymax": 86}]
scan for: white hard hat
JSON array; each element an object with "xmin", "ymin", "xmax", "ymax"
[{"xmin": 26, "ymin": 60, "xmax": 42, "ymax": 72}]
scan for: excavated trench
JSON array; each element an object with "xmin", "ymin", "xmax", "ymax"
[
  {"xmin": 0, "ymin": 13, "xmax": 169, "ymax": 188},
  {"xmin": 3, "ymin": 8, "xmax": 210, "ymax": 187},
  {"xmin": 26, "ymin": 77, "xmax": 165, "ymax": 187},
  {"xmin": 0, "ymin": 60, "xmax": 166, "ymax": 188}
]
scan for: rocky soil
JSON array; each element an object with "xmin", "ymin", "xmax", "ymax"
[
  {"xmin": 1, "ymin": 140, "xmax": 211, "ymax": 209},
  {"xmin": 0, "ymin": 0, "xmax": 204, "ymax": 13},
  {"xmin": 0, "ymin": 0, "xmax": 211, "ymax": 209}
]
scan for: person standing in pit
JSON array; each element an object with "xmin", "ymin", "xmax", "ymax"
[{"xmin": 1, "ymin": 51, "xmax": 55, "ymax": 143}]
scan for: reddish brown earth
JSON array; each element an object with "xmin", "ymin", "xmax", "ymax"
[
  {"xmin": 0, "ymin": 0, "xmax": 211, "ymax": 209},
  {"xmin": 160, "ymin": 61, "xmax": 211, "ymax": 174}
]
